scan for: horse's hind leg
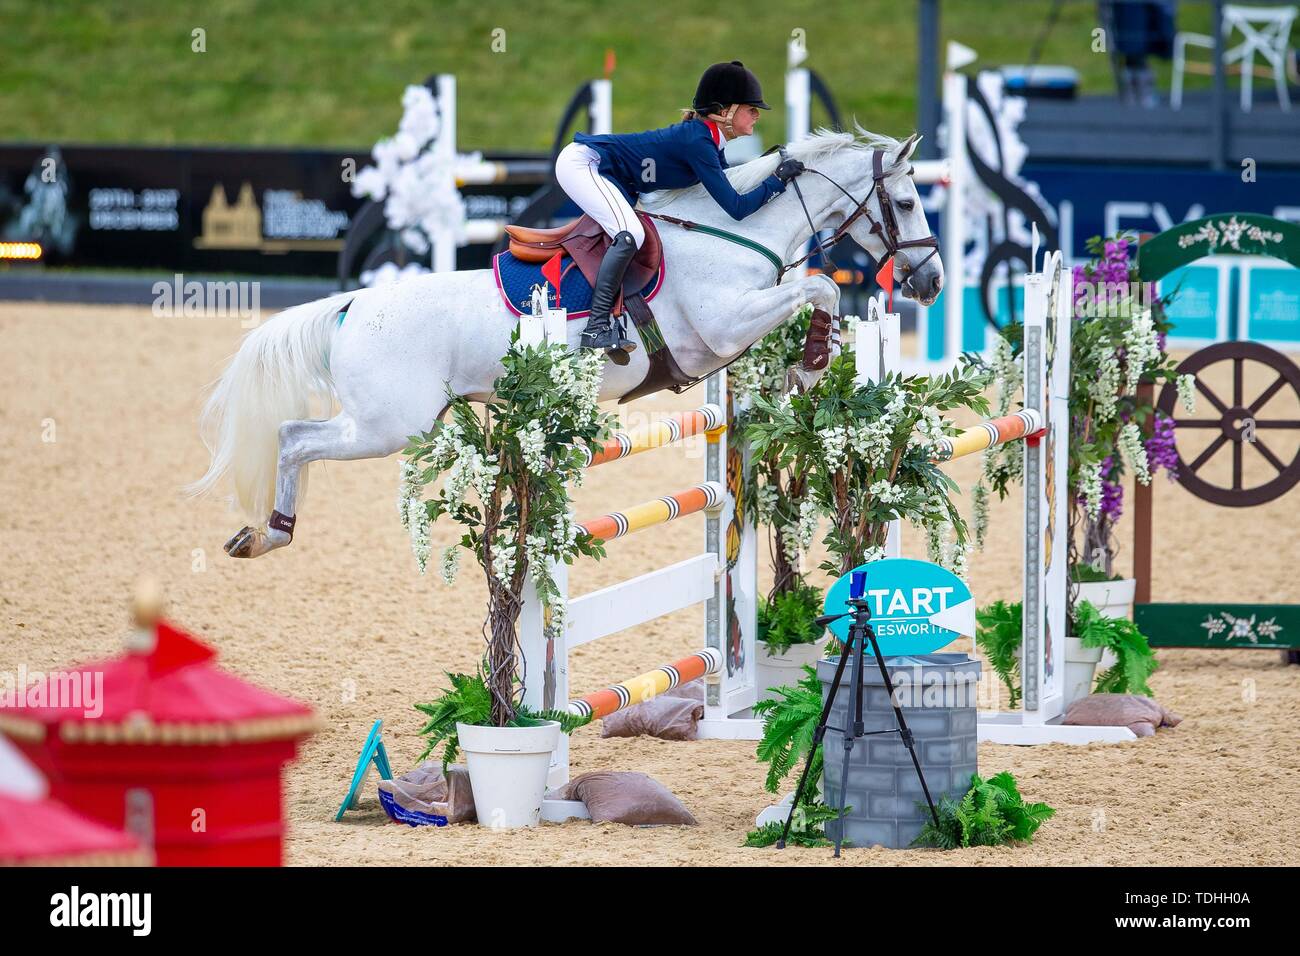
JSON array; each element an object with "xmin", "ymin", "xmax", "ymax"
[{"xmin": 224, "ymin": 412, "xmax": 419, "ymax": 558}]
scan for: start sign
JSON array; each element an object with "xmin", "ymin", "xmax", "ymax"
[{"xmin": 823, "ymin": 558, "xmax": 976, "ymax": 656}]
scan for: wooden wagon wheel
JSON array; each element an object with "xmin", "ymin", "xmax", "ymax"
[{"xmin": 1157, "ymin": 342, "xmax": 1300, "ymax": 507}]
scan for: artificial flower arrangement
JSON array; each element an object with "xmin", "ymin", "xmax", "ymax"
[
  {"xmin": 745, "ymin": 338, "xmax": 992, "ymax": 582},
  {"xmin": 736, "ymin": 330, "xmax": 1079, "ymax": 851},
  {"xmin": 351, "ymin": 83, "xmax": 472, "ymax": 279},
  {"xmin": 729, "ymin": 304, "xmax": 821, "ymax": 609},
  {"xmin": 974, "ymin": 235, "xmax": 1196, "ymax": 586},
  {"xmin": 400, "ymin": 331, "xmax": 611, "ymax": 736}
]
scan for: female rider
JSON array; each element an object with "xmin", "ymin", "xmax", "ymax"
[{"xmin": 554, "ymin": 60, "xmax": 805, "ymax": 364}]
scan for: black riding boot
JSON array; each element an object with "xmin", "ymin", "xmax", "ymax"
[{"xmin": 581, "ymin": 230, "xmax": 639, "ymax": 365}]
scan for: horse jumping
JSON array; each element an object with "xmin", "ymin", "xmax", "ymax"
[{"xmin": 190, "ymin": 129, "xmax": 943, "ymax": 557}]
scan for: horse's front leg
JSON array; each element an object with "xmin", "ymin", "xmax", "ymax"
[
  {"xmin": 695, "ymin": 274, "xmax": 841, "ymax": 389},
  {"xmin": 789, "ymin": 274, "xmax": 844, "ymax": 392},
  {"xmin": 696, "ymin": 274, "xmax": 840, "ymax": 359}
]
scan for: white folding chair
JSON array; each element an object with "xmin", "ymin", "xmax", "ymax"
[{"xmin": 1172, "ymin": 3, "xmax": 1297, "ymax": 111}]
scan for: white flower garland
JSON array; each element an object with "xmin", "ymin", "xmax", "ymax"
[
  {"xmin": 407, "ymin": 496, "xmax": 432, "ymax": 574},
  {"xmin": 438, "ymin": 545, "xmax": 461, "ymax": 586},
  {"xmin": 1176, "ymin": 373, "xmax": 1197, "ymax": 412},
  {"xmin": 352, "ymin": 84, "xmax": 470, "ymax": 272},
  {"xmin": 1118, "ymin": 421, "xmax": 1152, "ymax": 486},
  {"xmin": 818, "ymin": 425, "xmax": 850, "ymax": 472},
  {"xmin": 1088, "ymin": 345, "xmax": 1122, "ymax": 421},
  {"xmin": 1121, "ymin": 309, "xmax": 1161, "ymax": 393}
]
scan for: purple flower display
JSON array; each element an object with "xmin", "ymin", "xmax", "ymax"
[
  {"xmin": 1099, "ymin": 455, "xmax": 1124, "ymax": 520},
  {"xmin": 1100, "ymin": 475, "xmax": 1124, "ymax": 520},
  {"xmin": 1145, "ymin": 414, "xmax": 1180, "ymax": 480},
  {"xmin": 1074, "ymin": 239, "xmax": 1135, "ymax": 318},
  {"xmin": 1073, "ymin": 454, "xmax": 1126, "ymax": 519},
  {"xmin": 1072, "ymin": 264, "xmax": 1090, "ymax": 310},
  {"xmin": 1049, "ymin": 233, "xmax": 1182, "ymax": 583}
]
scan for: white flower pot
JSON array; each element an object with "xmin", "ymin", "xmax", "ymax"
[
  {"xmin": 457, "ymin": 721, "xmax": 561, "ymax": 829},
  {"xmin": 1063, "ymin": 637, "xmax": 1103, "ymax": 708},
  {"xmin": 1076, "ymin": 578, "xmax": 1136, "ymax": 670},
  {"xmin": 757, "ymin": 636, "xmax": 829, "ymax": 702},
  {"xmin": 1076, "ymin": 578, "xmax": 1136, "ymax": 618}
]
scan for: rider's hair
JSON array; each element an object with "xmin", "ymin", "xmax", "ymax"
[{"xmin": 680, "ymin": 103, "xmax": 725, "ymax": 122}]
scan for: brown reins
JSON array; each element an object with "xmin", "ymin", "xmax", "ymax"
[
  {"xmin": 642, "ymin": 146, "xmax": 941, "ymax": 289},
  {"xmin": 778, "ymin": 146, "xmax": 941, "ymax": 285}
]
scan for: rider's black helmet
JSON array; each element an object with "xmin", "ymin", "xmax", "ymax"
[{"xmin": 692, "ymin": 61, "xmax": 771, "ymax": 113}]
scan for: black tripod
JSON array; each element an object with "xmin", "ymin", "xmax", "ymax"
[{"xmin": 777, "ymin": 581, "xmax": 941, "ymax": 857}]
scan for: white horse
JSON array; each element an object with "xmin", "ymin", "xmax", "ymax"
[{"xmin": 191, "ymin": 127, "xmax": 943, "ymax": 557}]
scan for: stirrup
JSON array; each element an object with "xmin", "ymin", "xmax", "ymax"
[
  {"xmin": 581, "ymin": 316, "xmax": 638, "ymax": 363},
  {"xmin": 605, "ymin": 318, "xmax": 637, "ymax": 365},
  {"xmin": 580, "ymin": 318, "xmax": 617, "ymax": 349}
]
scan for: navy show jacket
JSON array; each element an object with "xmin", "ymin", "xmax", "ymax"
[{"xmin": 574, "ymin": 118, "xmax": 786, "ymax": 220}]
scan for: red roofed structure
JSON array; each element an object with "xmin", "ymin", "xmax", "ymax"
[
  {"xmin": 0, "ymin": 791, "xmax": 151, "ymax": 866},
  {"xmin": 0, "ymin": 607, "xmax": 317, "ymax": 866},
  {"xmin": 0, "ymin": 734, "xmax": 148, "ymax": 866}
]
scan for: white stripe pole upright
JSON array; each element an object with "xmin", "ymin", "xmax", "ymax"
[{"xmin": 854, "ymin": 295, "xmax": 903, "ymax": 559}]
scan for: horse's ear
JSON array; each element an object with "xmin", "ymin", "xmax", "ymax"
[{"xmin": 890, "ymin": 133, "xmax": 922, "ymax": 167}]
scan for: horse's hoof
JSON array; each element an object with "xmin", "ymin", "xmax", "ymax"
[
  {"xmin": 607, "ymin": 347, "xmax": 631, "ymax": 367},
  {"xmin": 224, "ymin": 526, "xmax": 262, "ymax": 559}
]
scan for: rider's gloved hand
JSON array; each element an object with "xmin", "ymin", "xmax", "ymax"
[{"xmin": 774, "ymin": 158, "xmax": 806, "ymax": 185}]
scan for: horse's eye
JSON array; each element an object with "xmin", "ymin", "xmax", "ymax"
[{"xmin": 896, "ymin": 199, "xmax": 915, "ymax": 212}]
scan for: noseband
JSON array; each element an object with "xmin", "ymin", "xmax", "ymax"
[{"xmin": 778, "ymin": 147, "xmax": 941, "ymax": 285}]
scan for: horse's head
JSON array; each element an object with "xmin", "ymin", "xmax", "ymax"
[
  {"xmin": 836, "ymin": 132, "xmax": 944, "ymax": 306},
  {"xmin": 642, "ymin": 126, "xmax": 944, "ymax": 305}
]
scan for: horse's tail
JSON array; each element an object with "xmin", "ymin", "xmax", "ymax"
[{"xmin": 187, "ymin": 291, "xmax": 355, "ymax": 521}]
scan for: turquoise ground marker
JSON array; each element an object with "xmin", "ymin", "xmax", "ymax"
[{"xmin": 335, "ymin": 719, "xmax": 394, "ymax": 822}]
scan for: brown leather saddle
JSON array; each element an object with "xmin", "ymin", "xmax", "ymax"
[
  {"xmin": 503, "ymin": 212, "xmax": 838, "ymax": 400},
  {"xmin": 504, "ymin": 212, "xmax": 693, "ymax": 403},
  {"xmin": 505, "ymin": 213, "xmax": 661, "ymax": 293}
]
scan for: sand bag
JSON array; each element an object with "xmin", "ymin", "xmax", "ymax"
[
  {"xmin": 600, "ymin": 680, "xmax": 704, "ymax": 740},
  {"xmin": 557, "ymin": 771, "xmax": 698, "ymax": 826},
  {"xmin": 1063, "ymin": 694, "xmax": 1182, "ymax": 737},
  {"xmin": 378, "ymin": 761, "xmax": 476, "ymax": 825}
]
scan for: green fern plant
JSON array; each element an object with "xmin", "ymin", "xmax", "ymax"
[
  {"xmin": 756, "ymin": 584, "xmax": 826, "ymax": 654},
  {"xmin": 414, "ymin": 670, "xmax": 587, "ymax": 769},
  {"xmin": 744, "ymin": 803, "xmax": 848, "ymax": 849},
  {"xmin": 975, "ymin": 599, "xmax": 1023, "ymax": 708},
  {"xmin": 911, "ymin": 772, "xmax": 1055, "ymax": 849},
  {"xmin": 753, "ymin": 665, "xmax": 823, "ymax": 794},
  {"xmin": 743, "ymin": 665, "xmax": 849, "ymax": 849},
  {"xmin": 1071, "ymin": 599, "xmax": 1158, "ymax": 696}
]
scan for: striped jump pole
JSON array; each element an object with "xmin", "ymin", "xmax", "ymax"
[
  {"xmin": 568, "ymin": 649, "xmax": 721, "ymax": 720},
  {"xmin": 579, "ymin": 404, "xmax": 725, "ymax": 469},
  {"xmin": 579, "ymin": 481, "xmax": 726, "ymax": 541},
  {"xmin": 931, "ymin": 409, "xmax": 1043, "ymax": 463},
  {"xmin": 525, "ymin": 372, "xmax": 763, "ymax": 822}
]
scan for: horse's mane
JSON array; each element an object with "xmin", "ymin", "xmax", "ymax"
[{"xmin": 639, "ymin": 123, "xmax": 915, "ymax": 211}]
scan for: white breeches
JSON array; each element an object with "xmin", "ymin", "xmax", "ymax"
[{"xmin": 554, "ymin": 142, "xmax": 646, "ymax": 248}]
